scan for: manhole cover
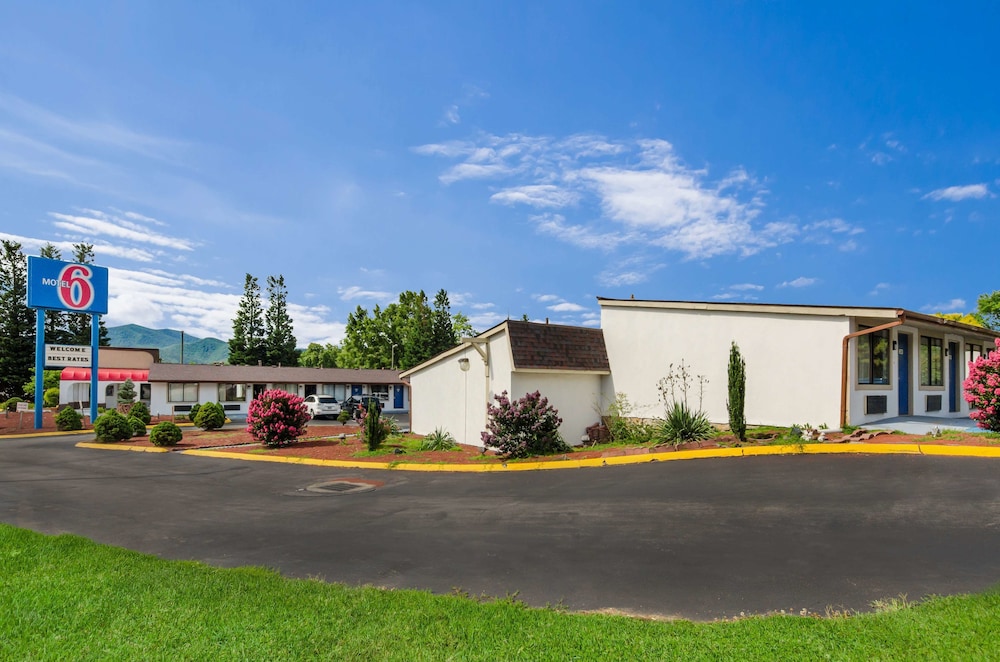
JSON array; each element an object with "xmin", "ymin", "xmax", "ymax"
[{"xmin": 302, "ymin": 480, "xmax": 376, "ymax": 496}]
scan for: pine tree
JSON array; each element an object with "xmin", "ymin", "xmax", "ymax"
[
  {"xmin": 65, "ymin": 243, "xmax": 110, "ymax": 346},
  {"xmin": 39, "ymin": 244, "xmax": 72, "ymax": 345},
  {"xmin": 430, "ymin": 289, "xmax": 458, "ymax": 357},
  {"xmin": 264, "ymin": 274, "xmax": 298, "ymax": 366},
  {"xmin": 229, "ymin": 274, "xmax": 266, "ymax": 365},
  {"xmin": 0, "ymin": 241, "xmax": 35, "ymax": 400}
]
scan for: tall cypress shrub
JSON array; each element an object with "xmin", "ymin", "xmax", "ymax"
[{"xmin": 727, "ymin": 341, "xmax": 747, "ymax": 442}]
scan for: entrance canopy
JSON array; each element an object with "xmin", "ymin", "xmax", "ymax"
[{"xmin": 60, "ymin": 368, "xmax": 149, "ymax": 382}]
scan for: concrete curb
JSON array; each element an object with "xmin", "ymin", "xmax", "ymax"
[
  {"xmin": 175, "ymin": 441, "xmax": 1000, "ymax": 472},
  {"xmin": 1, "ymin": 429, "xmax": 93, "ymax": 439}
]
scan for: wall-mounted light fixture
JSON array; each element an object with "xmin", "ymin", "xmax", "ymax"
[
  {"xmin": 944, "ymin": 347, "xmax": 949, "ymax": 357},
  {"xmin": 458, "ymin": 358, "xmax": 470, "ymax": 372},
  {"xmin": 892, "ymin": 340, "xmax": 897, "ymax": 351}
]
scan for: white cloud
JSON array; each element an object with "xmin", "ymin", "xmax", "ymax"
[
  {"xmin": 922, "ymin": 298, "xmax": 966, "ymax": 313},
  {"xmin": 730, "ymin": 283, "xmax": 764, "ymax": 291},
  {"xmin": 547, "ymin": 302, "xmax": 586, "ymax": 312},
  {"xmin": 869, "ymin": 282, "xmax": 890, "ymax": 296},
  {"xmin": 490, "ymin": 185, "xmax": 579, "ymax": 208},
  {"xmin": 49, "ymin": 210, "xmax": 195, "ymax": 251},
  {"xmin": 778, "ymin": 277, "xmax": 818, "ymax": 288},
  {"xmin": 443, "ymin": 105, "xmax": 461, "ymax": 125},
  {"xmin": 871, "ymin": 152, "xmax": 892, "ymax": 166},
  {"xmin": 532, "ymin": 294, "xmax": 561, "ymax": 303},
  {"xmin": 922, "ymin": 184, "xmax": 992, "ymax": 202},
  {"xmin": 337, "ymin": 286, "xmax": 394, "ymax": 302},
  {"xmin": 804, "ymin": 218, "xmax": 865, "ymax": 236},
  {"xmin": 418, "ymin": 134, "xmax": 782, "ymax": 260}
]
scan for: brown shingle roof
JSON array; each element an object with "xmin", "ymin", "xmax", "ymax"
[
  {"xmin": 506, "ymin": 320, "xmax": 610, "ymax": 372},
  {"xmin": 147, "ymin": 364, "xmax": 404, "ymax": 384}
]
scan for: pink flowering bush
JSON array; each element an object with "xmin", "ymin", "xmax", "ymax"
[
  {"xmin": 247, "ymin": 389, "xmax": 310, "ymax": 448},
  {"xmin": 481, "ymin": 390, "xmax": 569, "ymax": 459},
  {"xmin": 964, "ymin": 340, "xmax": 1000, "ymax": 432}
]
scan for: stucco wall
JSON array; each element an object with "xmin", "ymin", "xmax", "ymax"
[
  {"xmin": 510, "ymin": 372, "xmax": 604, "ymax": 446},
  {"xmin": 601, "ymin": 305, "xmax": 849, "ymax": 428}
]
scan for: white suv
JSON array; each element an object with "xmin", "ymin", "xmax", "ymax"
[{"xmin": 303, "ymin": 395, "xmax": 341, "ymax": 419}]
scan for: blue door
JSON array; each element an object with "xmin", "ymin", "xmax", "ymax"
[
  {"xmin": 948, "ymin": 341, "xmax": 960, "ymax": 412},
  {"xmin": 351, "ymin": 385, "xmax": 362, "ymax": 397},
  {"xmin": 898, "ymin": 334, "xmax": 910, "ymax": 415},
  {"xmin": 394, "ymin": 385, "xmax": 404, "ymax": 409}
]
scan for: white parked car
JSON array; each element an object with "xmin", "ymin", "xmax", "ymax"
[{"xmin": 303, "ymin": 395, "xmax": 341, "ymax": 419}]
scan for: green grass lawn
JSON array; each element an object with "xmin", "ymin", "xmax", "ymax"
[{"xmin": 2, "ymin": 524, "xmax": 998, "ymax": 661}]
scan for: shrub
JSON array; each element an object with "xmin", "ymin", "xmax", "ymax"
[
  {"xmin": 94, "ymin": 410, "xmax": 133, "ymax": 443},
  {"xmin": 337, "ymin": 410, "xmax": 351, "ymax": 424},
  {"xmin": 419, "ymin": 427, "xmax": 457, "ymax": 451},
  {"xmin": 661, "ymin": 402, "xmax": 714, "ymax": 445},
  {"xmin": 361, "ymin": 405, "xmax": 391, "ymax": 452},
  {"xmin": 189, "ymin": 403, "xmax": 202, "ymax": 422},
  {"xmin": 727, "ymin": 341, "xmax": 747, "ymax": 442},
  {"xmin": 481, "ymin": 390, "xmax": 569, "ymax": 459},
  {"xmin": 194, "ymin": 402, "xmax": 226, "ymax": 430},
  {"xmin": 43, "ymin": 387, "xmax": 60, "ymax": 408},
  {"xmin": 964, "ymin": 342, "xmax": 1000, "ymax": 432},
  {"xmin": 247, "ymin": 389, "xmax": 310, "ymax": 448},
  {"xmin": 117, "ymin": 378, "xmax": 137, "ymax": 405},
  {"xmin": 55, "ymin": 407, "xmax": 83, "ymax": 431},
  {"xmin": 3, "ymin": 397, "xmax": 23, "ymax": 413},
  {"xmin": 150, "ymin": 421, "xmax": 183, "ymax": 447},
  {"xmin": 602, "ymin": 393, "xmax": 657, "ymax": 445},
  {"xmin": 129, "ymin": 401, "xmax": 151, "ymax": 425},
  {"xmin": 128, "ymin": 416, "xmax": 148, "ymax": 437}
]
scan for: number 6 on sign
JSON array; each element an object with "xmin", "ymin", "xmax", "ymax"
[{"xmin": 58, "ymin": 264, "xmax": 95, "ymax": 310}]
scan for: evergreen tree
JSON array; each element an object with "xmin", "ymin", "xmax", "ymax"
[
  {"xmin": 39, "ymin": 244, "xmax": 73, "ymax": 345},
  {"xmin": 65, "ymin": 243, "xmax": 110, "ymax": 346},
  {"xmin": 0, "ymin": 241, "xmax": 35, "ymax": 400},
  {"xmin": 264, "ymin": 274, "xmax": 298, "ymax": 366},
  {"xmin": 430, "ymin": 289, "xmax": 458, "ymax": 357},
  {"xmin": 228, "ymin": 274, "xmax": 266, "ymax": 365}
]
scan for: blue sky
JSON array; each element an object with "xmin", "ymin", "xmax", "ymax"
[{"xmin": 1, "ymin": 2, "xmax": 998, "ymax": 345}]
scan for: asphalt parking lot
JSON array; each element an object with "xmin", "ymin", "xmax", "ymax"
[{"xmin": 2, "ymin": 433, "xmax": 999, "ymax": 620}]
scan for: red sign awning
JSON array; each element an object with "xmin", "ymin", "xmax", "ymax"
[{"xmin": 60, "ymin": 368, "xmax": 149, "ymax": 382}]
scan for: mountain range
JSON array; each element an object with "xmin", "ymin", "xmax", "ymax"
[{"xmin": 106, "ymin": 324, "xmax": 229, "ymax": 364}]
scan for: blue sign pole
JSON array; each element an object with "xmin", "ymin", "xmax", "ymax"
[
  {"xmin": 91, "ymin": 313, "xmax": 100, "ymax": 425},
  {"xmin": 34, "ymin": 309, "xmax": 44, "ymax": 429}
]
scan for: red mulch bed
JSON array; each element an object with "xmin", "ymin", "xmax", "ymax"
[{"xmin": 5, "ymin": 412, "xmax": 997, "ymax": 462}]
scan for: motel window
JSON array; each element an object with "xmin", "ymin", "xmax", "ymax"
[
  {"xmin": 857, "ymin": 327, "xmax": 890, "ymax": 385},
  {"xmin": 966, "ymin": 344, "xmax": 984, "ymax": 367},
  {"xmin": 217, "ymin": 383, "xmax": 247, "ymax": 402},
  {"xmin": 919, "ymin": 337, "xmax": 944, "ymax": 386},
  {"xmin": 272, "ymin": 383, "xmax": 297, "ymax": 395},
  {"xmin": 167, "ymin": 383, "xmax": 199, "ymax": 402},
  {"xmin": 371, "ymin": 384, "xmax": 389, "ymax": 400}
]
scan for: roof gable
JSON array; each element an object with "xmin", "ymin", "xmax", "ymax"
[{"xmin": 506, "ymin": 320, "xmax": 610, "ymax": 372}]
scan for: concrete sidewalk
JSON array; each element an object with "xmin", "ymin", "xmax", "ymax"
[{"xmin": 865, "ymin": 415, "xmax": 983, "ymax": 435}]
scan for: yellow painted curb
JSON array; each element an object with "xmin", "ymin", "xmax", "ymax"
[
  {"xmin": 75, "ymin": 442, "xmax": 171, "ymax": 453},
  {"xmin": 1, "ymin": 428, "xmax": 93, "ymax": 439}
]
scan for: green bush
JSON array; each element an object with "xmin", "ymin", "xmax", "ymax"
[
  {"xmin": 188, "ymin": 403, "xmax": 202, "ymax": 422},
  {"xmin": 129, "ymin": 401, "xmax": 152, "ymax": 425},
  {"xmin": 727, "ymin": 342, "xmax": 747, "ymax": 442},
  {"xmin": 128, "ymin": 416, "xmax": 148, "ymax": 437},
  {"xmin": 94, "ymin": 410, "xmax": 133, "ymax": 443},
  {"xmin": 194, "ymin": 402, "xmax": 226, "ymax": 430},
  {"xmin": 419, "ymin": 427, "xmax": 457, "ymax": 451},
  {"xmin": 55, "ymin": 407, "xmax": 83, "ymax": 431},
  {"xmin": 150, "ymin": 421, "xmax": 183, "ymax": 447},
  {"xmin": 43, "ymin": 387, "xmax": 60, "ymax": 408},
  {"xmin": 3, "ymin": 397, "xmax": 23, "ymax": 413},
  {"xmin": 361, "ymin": 405, "xmax": 390, "ymax": 452},
  {"xmin": 117, "ymin": 378, "xmax": 137, "ymax": 405},
  {"xmin": 337, "ymin": 410, "xmax": 351, "ymax": 424},
  {"xmin": 661, "ymin": 402, "xmax": 714, "ymax": 445}
]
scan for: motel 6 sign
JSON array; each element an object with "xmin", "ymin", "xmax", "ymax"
[{"xmin": 27, "ymin": 257, "xmax": 109, "ymax": 314}]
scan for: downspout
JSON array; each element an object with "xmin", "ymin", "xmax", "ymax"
[
  {"xmin": 840, "ymin": 313, "xmax": 906, "ymax": 429},
  {"xmin": 465, "ymin": 338, "xmax": 490, "ymax": 428}
]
